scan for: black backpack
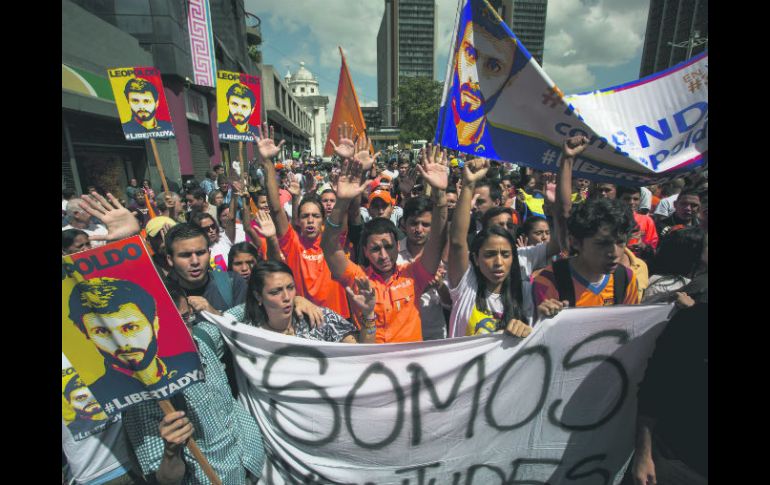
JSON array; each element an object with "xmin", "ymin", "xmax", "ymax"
[{"xmin": 552, "ymin": 258, "xmax": 627, "ymax": 306}]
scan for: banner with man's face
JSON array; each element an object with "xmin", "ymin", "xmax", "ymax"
[
  {"xmin": 62, "ymin": 352, "xmax": 120, "ymax": 441},
  {"xmin": 62, "ymin": 236, "xmax": 203, "ymax": 416},
  {"xmin": 217, "ymin": 70, "xmax": 262, "ymax": 142},
  {"xmin": 108, "ymin": 66, "xmax": 176, "ymax": 141}
]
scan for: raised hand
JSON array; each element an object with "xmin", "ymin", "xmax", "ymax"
[
  {"xmin": 462, "ymin": 158, "xmax": 490, "ymax": 185},
  {"xmin": 544, "ymin": 181, "xmax": 557, "ymax": 204},
  {"xmin": 255, "ymin": 122, "xmax": 286, "ymax": 162},
  {"xmin": 563, "ymin": 135, "xmax": 589, "ymax": 158},
  {"xmin": 416, "ymin": 143, "xmax": 448, "ymax": 190},
  {"xmin": 329, "ymin": 122, "xmax": 357, "ymax": 160},
  {"xmin": 231, "ymin": 180, "xmax": 247, "ymax": 197},
  {"xmin": 253, "ymin": 210, "xmax": 277, "ymax": 238},
  {"xmin": 353, "ymin": 132, "xmax": 380, "ymax": 173},
  {"xmin": 516, "ymin": 235, "xmax": 529, "ymax": 249},
  {"xmin": 287, "ymin": 179, "xmax": 301, "ymax": 198},
  {"xmin": 334, "ymin": 157, "xmax": 369, "ymax": 201},
  {"xmin": 79, "ymin": 193, "xmax": 140, "ymax": 242},
  {"xmin": 345, "ymin": 276, "xmax": 376, "ymax": 317}
]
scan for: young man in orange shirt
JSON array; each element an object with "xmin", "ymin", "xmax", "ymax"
[
  {"xmin": 322, "ymin": 145, "xmax": 449, "ymax": 343},
  {"xmin": 254, "ymin": 123, "xmax": 351, "ymax": 318},
  {"xmin": 534, "ymin": 136, "xmax": 640, "ymax": 319}
]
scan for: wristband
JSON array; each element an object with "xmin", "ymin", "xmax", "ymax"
[{"xmin": 325, "ymin": 217, "xmax": 342, "ymax": 229}]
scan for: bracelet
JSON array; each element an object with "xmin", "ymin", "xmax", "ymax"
[{"xmin": 325, "ymin": 217, "xmax": 342, "ymax": 228}]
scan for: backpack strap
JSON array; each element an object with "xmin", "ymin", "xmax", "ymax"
[
  {"xmin": 613, "ymin": 265, "xmax": 628, "ymax": 305},
  {"xmin": 211, "ymin": 270, "xmax": 234, "ymax": 309},
  {"xmin": 552, "ymin": 258, "xmax": 576, "ymax": 307}
]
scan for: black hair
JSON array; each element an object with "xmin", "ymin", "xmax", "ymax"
[
  {"xmin": 123, "ymin": 77, "xmax": 158, "ymax": 101},
  {"xmin": 62, "ymin": 229, "xmax": 89, "ymax": 252},
  {"xmin": 225, "ymin": 82, "xmax": 256, "ymax": 106},
  {"xmin": 164, "ymin": 223, "xmax": 210, "ymax": 256},
  {"xmin": 68, "ymin": 278, "xmax": 157, "ymax": 335},
  {"xmin": 677, "ymin": 187, "xmax": 701, "ymax": 200},
  {"xmin": 359, "ymin": 217, "xmax": 400, "ymax": 268},
  {"xmin": 469, "ymin": 226, "xmax": 525, "ymax": 326},
  {"xmin": 298, "ymin": 193, "xmax": 324, "ymax": 216},
  {"xmin": 207, "ymin": 190, "xmax": 224, "ymax": 205},
  {"xmin": 481, "ymin": 206, "xmax": 515, "ymax": 231},
  {"xmin": 402, "ymin": 196, "xmax": 433, "ymax": 222},
  {"xmin": 216, "ymin": 203, "xmax": 230, "ymax": 223},
  {"xmin": 228, "ymin": 242, "xmax": 260, "ymax": 270},
  {"xmin": 616, "ymin": 185, "xmax": 641, "ymax": 198},
  {"xmin": 474, "ymin": 180, "xmax": 502, "ymax": 204},
  {"xmin": 245, "ymin": 260, "xmax": 295, "ymax": 327},
  {"xmin": 188, "ymin": 188, "xmax": 207, "ymax": 201},
  {"xmin": 190, "ymin": 211, "xmax": 218, "ymax": 231},
  {"xmin": 62, "ymin": 188, "xmax": 75, "ymax": 199},
  {"xmin": 649, "ymin": 227, "xmax": 705, "ymax": 278},
  {"xmin": 567, "ymin": 198, "xmax": 636, "ymax": 242},
  {"xmin": 516, "ymin": 216, "xmax": 549, "ymax": 239},
  {"xmin": 320, "ymin": 188, "xmax": 336, "ymax": 197}
]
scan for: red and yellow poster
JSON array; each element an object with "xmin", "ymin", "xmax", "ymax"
[
  {"xmin": 62, "ymin": 352, "xmax": 120, "ymax": 441},
  {"xmin": 62, "ymin": 236, "xmax": 202, "ymax": 415},
  {"xmin": 217, "ymin": 70, "xmax": 262, "ymax": 142},
  {"xmin": 107, "ymin": 66, "xmax": 176, "ymax": 141}
]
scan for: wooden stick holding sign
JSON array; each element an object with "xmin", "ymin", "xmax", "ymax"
[
  {"xmin": 157, "ymin": 399, "xmax": 222, "ymax": 485},
  {"xmin": 148, "ymin": 139, "xmax": 170, "ymax": 194}
]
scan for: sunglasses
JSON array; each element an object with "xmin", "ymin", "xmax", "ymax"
[{"xmin": 201, "ymin": 224, "xmax": 218, "ymax": 233}]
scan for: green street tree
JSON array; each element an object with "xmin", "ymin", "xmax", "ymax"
[{"xmin": 396, "ymin": 76, "xmax": 443, "ymax": 145}]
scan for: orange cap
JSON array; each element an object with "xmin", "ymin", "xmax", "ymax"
[{"xmin": 368, "ymin": 189, "xmax": 393, "ymax": 205}]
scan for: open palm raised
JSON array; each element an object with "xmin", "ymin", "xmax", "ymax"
[
  {"xmin": 416, "ymin": 143, "xmax": 449, "ymax": 190},
  {"xmin": 335, "ymin": 157, "xmax": 369, "ymax": 201},
  {"xmin": 329, "ymin": 122, "xmax": 357, "ymax": 160},
  {"xmin": 255, "ymin": 122, "xmax": 285, "ymax": 161}
]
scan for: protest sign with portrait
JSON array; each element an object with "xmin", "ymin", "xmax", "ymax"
[
  {"xmin": 107, "ymin": 66, "xmax": 176, "ymax": 141},
  {"xmin": 62, "ymin": 236, "xmax": 203, "ymax": 416},
  {"xmin": 62, "ymin": 352, "xmax": 120, "ymax": 441},
  {"xmin": 217, "ymin": 70, "xmax": 262, "ymax": 142}
]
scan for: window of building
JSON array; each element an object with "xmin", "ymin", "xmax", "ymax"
[{"xmin": 301, "ymin": 87, "xmax": 305, "ymax": 93}]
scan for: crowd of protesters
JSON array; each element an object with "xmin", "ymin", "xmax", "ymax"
[{"xmin": 62, "ymin": 122, "xmax": 707, "ymax": 485}]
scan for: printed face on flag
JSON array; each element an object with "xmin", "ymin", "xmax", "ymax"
[
  {"xmin": 217, "ymin": 70, "xmax": 262, "ymax": 142},
  {"xmin": 107, "ymin": 66, "xmax": 176, "ymax": 141},
  {"xmin": 62, "ymin": 237, "xmax": 203, "ymax": 415}
]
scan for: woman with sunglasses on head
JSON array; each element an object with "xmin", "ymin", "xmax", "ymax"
[{"xmin": 226, "ymin": 261, "xmax": 377, "ymax": 343}]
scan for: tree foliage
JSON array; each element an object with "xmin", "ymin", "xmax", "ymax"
[{"xmin": 396, "ymin": 76, "xmax": 443, "ymax": 145}]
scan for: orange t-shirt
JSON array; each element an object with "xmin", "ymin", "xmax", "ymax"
[
  {"xmin": 279, "ymin": 226, "xmax": 351, "ymax": 318},
  {"xmin": 337, "ymin": 259, "xmax": 433, "ymax": 343},
  {"xmin": 532, "ymin": 261, "xmax": 640, "ymax": 309}
]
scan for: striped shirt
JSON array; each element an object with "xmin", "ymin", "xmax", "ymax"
[{"xmin": 123, "ymin": 322, "xmax": 265, "ymax": 484}]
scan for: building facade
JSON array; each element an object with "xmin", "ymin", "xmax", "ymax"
[
  {"xmin": 62, "ymin": 0, "xmax": 262, "ymax": 197},
  {"xmin": 377, "ymin": 0, "xmax": 437, "ymax": 127},
  {"xmin": 261, "ymin": 65, "xmax": 313, "ymax": 159},
  {"xmin": 493, "ymin": 0, "xmax": 548, "ymax": 66},
  {"xmin": 285, "ymin": 62, "xmax": 329, "ymax": 157},
  {"xmin": 639, "ymin": 0, "xmax": 708, "ymax": 77}
]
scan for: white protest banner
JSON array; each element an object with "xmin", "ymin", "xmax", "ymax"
[
  {"xmin": 434, "ymin": 0, "xmax": 707, "ymax": 185},
  {"xmin": 205, "ymin": 303, "xmax": 674, "ymax": 484}
]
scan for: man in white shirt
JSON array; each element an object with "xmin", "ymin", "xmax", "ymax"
[{"xmin": 62, "ymin": 199, "xmax": 108, "ymax": 247}]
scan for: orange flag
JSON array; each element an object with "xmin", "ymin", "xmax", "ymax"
[
  {"xmin": 144, "ymin": 192, "xmax": 157, "ymax": 219},
  {"xmin": 324, "ymin": 47, "xmax": 368, "ymax": 156}
]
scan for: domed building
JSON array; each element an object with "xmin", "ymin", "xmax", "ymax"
[{"xmin": 285, "ymin": 62, "xmax": 329, "ymax": 157}]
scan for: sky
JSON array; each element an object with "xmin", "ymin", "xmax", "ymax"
[{"xmin": 246, "ymin": 0, "xmax": 651, "ymax": 119}]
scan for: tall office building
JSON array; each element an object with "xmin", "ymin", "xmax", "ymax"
[
  {"xmin": 377, "ymin": 0, "xmax": 437, "ymax": 127},
  {"xmin": 639, "ymin": 0, "xmax": 708, "ymax": 77},
  {"xmin": 493, "ymin": 0, "xmax": 548, "ymax": 66}
]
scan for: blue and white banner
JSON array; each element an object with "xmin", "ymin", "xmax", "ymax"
[
  {"xmin": 435, "ymin": 0, "xmax": 707, "ymax": 185},
  {"xmin": 206, "ymin": 304, "xmax": 673, "ymax": 484}
]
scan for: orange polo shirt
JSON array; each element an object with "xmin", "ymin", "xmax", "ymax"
[
  {"xmin": 337, "ymin": 259, "xmax": 433, "ymax": 343},
  {"xmin": 279, "ymin": 226, "xmax": 351, "ymax": 318}
]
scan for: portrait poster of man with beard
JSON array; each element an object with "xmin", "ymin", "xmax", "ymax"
[
  {"xmin": 216, "ymin": 70, "xmax": 262, "ymax": 142},
  {"xmin": 434, "ymin": 0, "xmax": 530, "ymax": 158},
  {"xmin": 107, "ymin": 66, "xmax": 176, "ymax": 141},
  {"xmin": 62, "ymin": 354, "xmax": 120, "ymax": 440},
  {"xmin": 62, "ymin": 236, "xmax": 202, "ymax": 415}
]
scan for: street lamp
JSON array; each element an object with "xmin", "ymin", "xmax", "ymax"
[{"xmin": 668, "ymin": 30, "xmax": 708, "ymax": 59}]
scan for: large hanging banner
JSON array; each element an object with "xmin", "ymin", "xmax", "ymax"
[
  {"xmin": 62, "ymin": 352, "xmax": 120, "ymax": 441},
  {"xmin": 107, "ymin": 66, "xmax": 176, "ymax": 140},
  {"xmin": 187, "ymin": 0, "xmax": 217, "ymax": 88},
  {"xmin": 62, "ymin": 236, "xmax": 203, "ymax": 416},
  {"xmin": 434, "ymin": 0, "xmax": 707, "ymax": 185},
  {"xmin": 205, "ymin": 304, "xmax": 674, "ymax": 484},
  {"xmin": 217, "ymin": 70, "xmax": 262, "ymax": 142}
]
